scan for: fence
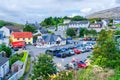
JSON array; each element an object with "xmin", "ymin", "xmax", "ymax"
[{"xmin": 8, "ymin": 52, "xmax": 28, "ymax": 80}]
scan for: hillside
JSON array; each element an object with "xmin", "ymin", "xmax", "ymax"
[
  {"xmin": 0, "ymin": 20, "xmax": 24, "ymax": 28},
  {"xmin": 86, "ymin": 7, "xmax": 120, "ymax": 19}
]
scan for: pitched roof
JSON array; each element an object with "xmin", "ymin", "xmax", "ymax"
[
  {"xmin": 69, "ymin": 21, "xmax": 89, "ymax": 25},
  {"xmin": 39, "ymin": 27, "xmax": 48, "ymax": 34},
  {"xmin": 42, "ymin": 34, "xmax": 65, "ymax": 43},
  {"xmin": 5, "ymin": 26, "xmax": 23, "ymax": 32},
  {"xmin": 0, "ymin": 57, "xmax": 9, "ymax": 66},
  {"xmin": 12, "ymin": 32, "xmax": 33, "ymax": 38}
]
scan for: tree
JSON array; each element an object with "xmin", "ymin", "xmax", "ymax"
[
  {"xmin": 23, "ymin": 25, "xmax": 37, "ymax": 33},
  {"xmin": 0, "ymin": 43, "xmax": 12, "ymax": 57},
  {"xmin": 71, "ymin": 16, "xmax": 87, "ymax": 21},
  {"xmin": 114, "ymin": 30, "xmax": 120, "ymax": 35},
  {"xmin": 31, "ymin": 54, "xmax": 57, "ymax": 80},
  {"xmin": 89, "ymin": 30, "xmax": 97, "ymax": 36},
  {"xmin": 79, "ymin": 28, "xmax": 87, "ymax": 37},
  {"xmin": 92, "ymin": 30, "xmax": 120, "ymax": 68},
  {"xmin": 66, "ymin": 28, "xmax": 76, "ymax": 37}
]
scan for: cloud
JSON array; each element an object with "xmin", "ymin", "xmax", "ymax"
[
  {"xmin": 116, "ymin": 0, "xmax": 120, "ymax": 3},
  {"xmin": 0, "ymin": 0, "xmax": 119, "ymax": 24}
]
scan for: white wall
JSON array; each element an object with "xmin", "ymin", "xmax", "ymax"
[
  {"xmin": 68, "ymin": 24, "xmax": 89, "ymax": 28},
  {"xmin": 0, "ymin": 61, "xmax": 9, "ymax": 78},
  {"xmin": 0, "ymin": 27, "xmax": 10, "ymax": 37}
]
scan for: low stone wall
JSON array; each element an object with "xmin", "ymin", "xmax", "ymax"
[{"xmin": 8, "ymin": 52, "xmax": 28, "ymax": 80}]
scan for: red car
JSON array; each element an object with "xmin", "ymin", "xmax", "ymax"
[
  {"xmin": 77, "ymin": 61, "xmax": 87, "ymax": 68},
  {"xmin": 73, "ymin": 48, "xmax": 80, "ymax": 54}
]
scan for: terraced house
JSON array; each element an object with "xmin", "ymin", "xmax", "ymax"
[{"xmin": 10, "ymin": 32, "xmax": 33, "ymax": 44}]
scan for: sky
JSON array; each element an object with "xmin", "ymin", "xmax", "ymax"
[{"xmin": 0, "ymin": 0, "xmax": 120, "ymax": 24}]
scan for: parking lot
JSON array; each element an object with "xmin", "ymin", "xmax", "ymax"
[{"xmin": 26, "ymin": 41, "xmax": 94, "ymax": 70}]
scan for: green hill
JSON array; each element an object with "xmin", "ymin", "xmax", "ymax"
[{"xmin": 0, "ymin": 20, "xmax": 24, "ymax": 28}]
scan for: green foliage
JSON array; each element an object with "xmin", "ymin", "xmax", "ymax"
[
  {"xmin": 115, "ymin": 24, "xmax": 120, "ymax": 27},
  {"xmin": 79, "ymin": 28, "xmax": 97, "ymax": 37},
  {"xmin": 92, "ymin": 30, "xmax": 120, "ymax": 68},
  {"xmin": 40, "ymin": 17, "xmax": 63, "ymax": 27},
  {"xmin": 33, "ymin": 34, "xmax": 41, "ymax": 40},
  {"xmin": 0, "ymin": 43, "xmax": 12, "ymax": 57},
  {"xmin": 108, "ymin": 23, "xmax": 113, "ymax": 27},
  {"xmin": 0, "ymin": 20, "xmax": 23, "ymax": 28},
  {"xmin": 23, "ymin": 25, "xmax": 37, "ymax": 33},
  {"xmin": 40, "ymin": 16, "xmax": 86, "ymax": 28},
  {"xmin": 31, "ymin": 54, "xmax": 57, "ymax": 80},
  {"xmin": 88, "ymin": 18, "xmax": 101, "ymax": 24},
  {"xmin": 114, "ymin": 30, "xmax": 120, "ymax": 35},
  {"xmin": 24, "ymin": 55, "xmax": 31, "ymax": 75},
  {"xmin": 47, "ymin": 30, "xmax": 54, "ymax": 34},
  {"xmin": 21, "ymin": 52, "xmax": 28, "ymax": 62},
  {"xmin": 66, "ymin": 28, "xmax": 76, "ymax": 37},
  {"xmin": 9, "ymin": 53, "xmax": 24, "ymax": 66},
  {"xmin": 71, "ymin": 15, "xmax": 87, "ymax": 21}
]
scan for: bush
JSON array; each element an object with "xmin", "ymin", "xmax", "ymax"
[{"xmin": 9, "ymin": 53, "xmax": 24, "ymax": 66}]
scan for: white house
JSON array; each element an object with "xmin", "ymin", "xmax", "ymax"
[
  {"xmin": 57, "ymin": 24, "xmax": 68, "ymax": 31},
  {"xmin": 0, "ymin": 27, "xmax": 11, "ymax": 37},
  {"xmin": 63, "ymin": 19, "xmax": 71, "ymax": 24},
  {"xmin": 36, "ymin": 34, "xmax": 66, "ymax": 48},
  {"xmin": 68, "ymin": 21, "xmax": 89, "ymax": 28},
  {"xmin": 113, "ymin": 18, "xmax": 120, "ymax": 24},
  {"xmin": 0, "ymin": 26, "xmax": 22, "ymax": 37},
  {"xmin": 88, "ymin": 23, "xmax": 105, "ymax": 32},
  {"xmin": 0, "ymin": 57, "xmax": 9, "ymax": 79}
]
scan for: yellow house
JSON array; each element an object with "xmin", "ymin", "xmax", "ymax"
[{"xmin": 10, "ymin": 32, "xmax": 33, "ymax": 44}]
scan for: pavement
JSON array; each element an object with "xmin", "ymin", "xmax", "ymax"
[{"xmin": 26, "ymin": 41, "xmax": 93, "ymax": 69}]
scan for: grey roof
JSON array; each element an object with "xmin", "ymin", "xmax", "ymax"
[
  {"xmin": 39, "ymin": 27, "xmax": 48, "ymax": 34},
  {"xmin": 42, "ymin": 34, "xmax": 65, "ymax": 43},
  {"xmin": 5, "ymin": 26, "xmax": 22, "ymax": 32},
  {"xmin": 48, "ymin": 27, "xmax": 56, "ymax": 30},
  {"xmin": 0, "ymin": 57, "xmax": 9, "ymax": 66},
  {"xmin": 113, "ymin": 18, "xmax": 120, "ymax": 21},
  {"xmin": 69, "ymin": 21, "xmax": 89, "ymax": 25}
]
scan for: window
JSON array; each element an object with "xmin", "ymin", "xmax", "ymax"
[
  {"xmin": 28, "ymin": 38, "xmax": 31, "ymax": 40},
  {"xmin": 23, "ymin": 38, "xmax": 25, "ymax": 40},
  {"xmin": 17, "ymin": 38, "xmax": 19, "ymax": 40}
]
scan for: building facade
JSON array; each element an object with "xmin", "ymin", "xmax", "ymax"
[
  {"xmin": 0, "ymin": 57, "xmax": 9, "ymax": 79},
  {"xmin": 10, "ymin": 32, "xmax": 33, "ymax": 44}
]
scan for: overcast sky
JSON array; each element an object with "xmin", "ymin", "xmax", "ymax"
[{"xmin": 0, "ymin": 0, "xmax": 120, "ymax": 24}]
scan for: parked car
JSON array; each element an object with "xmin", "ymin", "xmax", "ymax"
[
  {"xmin": 77, "ymin": 47, "xmax": 86, "ymax": 53},
  {"xmin": 73, "ymin": 48, "xmax": 80, "ymax": 54},
  {"xmin": 77, "ymin": 61, "xmax": 87, "ymax": 68},
  {"xmin": 56, "ymin": 51, "xmax": 67, "ymax": 58},
  {"xmin": 69, "ymin": 49, "xmax": 75, "ymax": 55},
  {"xmin": 64, "ymin": 64, "xmax": 73, "ymax": 70},
  {"xmin": 45, "ymin": 49, "xmax": 60, "ymax": 56},
  {"xmin": 65, "ymin": 49, "xmax": 75, "ymax": 56},
  {"xmin": 13, "ymin": 47, "xmax": 19, "ymax": 51}
]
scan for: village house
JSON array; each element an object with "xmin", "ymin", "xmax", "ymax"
[
  {"xmin": 57, "ymin": 24, "xmax": 68, "ymax": 31},
  {"xmin": 0, "ymin": 57, "xmax": 9, "ymax": 80},
  {"xmin": 36, "ymin": 34, "xmax": 66, "ymax": 48},
  {"xmin": 88, "ymin": 22, "xmax": 105, "ymax": 32},
  {"xmin": 68, "ymin": 21, "xmax": 89, "ymax": 28},
  {"xmin": 113, "ymin": 18, "xmax": 120, "ymax": 24},
  {"xmin": 0, "ymin": 26, "xmax": 23, "ymax": 37},
  {"xmin": 10, "ymin": 32, "xmax": 33, "ymax": 44}
]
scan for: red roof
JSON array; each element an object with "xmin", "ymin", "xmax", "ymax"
[{"xmin": 12, "ymin": 32, "xmax": 33, "ymax": 38}]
